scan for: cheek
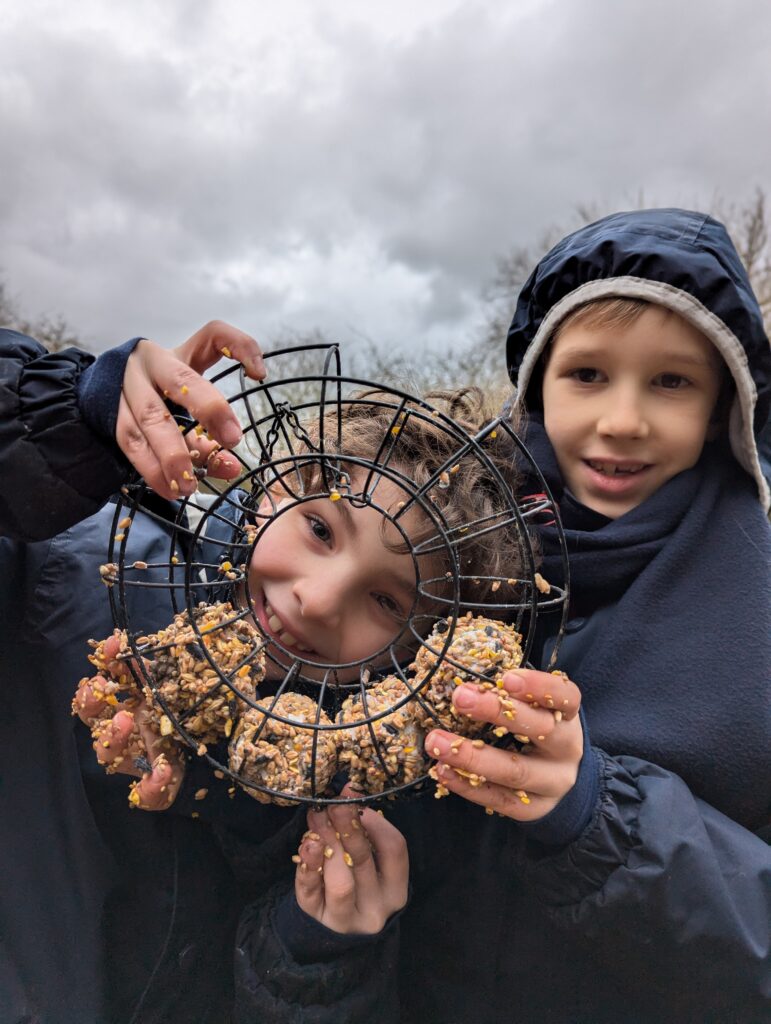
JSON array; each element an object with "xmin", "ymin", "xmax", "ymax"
[
  {"xmin": 343, "ymin": 615, "xmax": 403, "ymax": 661},
  {"xmin": 247, "ymin": 522, "xmax": 289, "ymax": 581},
  {"xmin": 669, "ymin": 404, "xmax": 716, "ymax": 461},
  {"xmin": 542, "ymin": 402, "xmax": 579, "ymax": 451}
]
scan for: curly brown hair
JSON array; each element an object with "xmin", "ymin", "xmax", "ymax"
[{"xmin": 290, "ymin": 385, "xmax": 527, "ymax": 616}]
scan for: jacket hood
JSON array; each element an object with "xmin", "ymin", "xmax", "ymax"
[{"xmin": 506, "ymin": 208, "xmax": 771, "ymax": 509}]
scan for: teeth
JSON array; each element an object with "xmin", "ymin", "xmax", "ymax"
[
  {"xmin": 588, "ymin": 461, "xmax": 643, "ymax": 476},
  {"xmin": 264, "ymin": 597, "xmax": 312, "ymax": 651},
  {"xmin": 265, "ymin": 600, "xmax": 311, "ymax": 651}
]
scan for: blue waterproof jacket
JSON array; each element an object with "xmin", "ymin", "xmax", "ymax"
[
  {"xmin": 0, "ymin": 331, "xmax": 296, "ymax": 1024},
  {"xmin": 234, "ymin": 211, "xmax": 771, "ymax": 1023}
]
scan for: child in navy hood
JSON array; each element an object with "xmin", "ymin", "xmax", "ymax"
[{"xmin": 235, "ymin": 210, "xmax": 771, "ymax": 1024}]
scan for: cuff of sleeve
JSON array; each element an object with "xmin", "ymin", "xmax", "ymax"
[
  {"xmin": 276, "ymin": 892, "xmax": 403, "ymax": 966},
  {"xmin": 77, "ymin": 337, "xmax": 144, "ymax": 438},
  {"xmin": 520, "ymin": 709, "xmax": 601, "ymax": 848}
]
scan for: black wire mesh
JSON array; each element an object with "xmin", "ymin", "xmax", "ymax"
[{"xmin": 99, "ymin": 343, "xmax": 569, "ymax": 805}]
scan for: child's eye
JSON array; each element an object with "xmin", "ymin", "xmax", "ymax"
[
  {"xmin": 306, "ymin": 515, "xmax": 332, "ymax": 543},
  {"xmin": 570, "ymin": 367, "xmax": 602, "ymax": 384},
  {"xmin": 655, "ymin": 373, "xmax": 690, "ymax": 390},
  {"xmin": 375, "ymin": 593, "xmax": 403, "ymax": 619}
]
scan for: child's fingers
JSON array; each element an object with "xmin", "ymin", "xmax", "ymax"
[
  {"xmin": 355, "ymin": 807, "xmax": 409, "ymax": 914},
  {"xmin": 186, "ymin": 435, "xmax": 243, "ymax": 481},
  {"xmin": 127, "ymin": 753, "xmax": 182, "ymax": 811},
  {"xmin": 432, "ymin": 761, "xmax": 555, "ymax": 821},
  {"xmin": 294, "ymin": 825, "xmax": 327, "ymax": 920},
  {"xmin": 502, "ymin": 669, "xmax": 582, "ymax": 721},
  {"xmin": 452, "ymin": 684, "xmax": 558, "ymax": 746},
  {"xmin": 101, "ymin": 632, "xmax": 123, "ymax": 666},
  {"xmin": 136, "ymin": 341, "xmax": 244, "ymax": 453},
  {"xmin": 326, "ymin": 803, "xmax": 382, "ymax": 897},
  {"xmin": 91, "ymin": 709, "xmax": 145, "ymax": 773},
  {"xmin": 73, "ymin": 674, "xmax": 116, "ymax": 723},
  {"xmin": 173, "ymin": 320, "xmax": 267, "ymax": 381},
  {"xmin": 305, "ymin": 810, "xmax": 358, "ymax": 916},
  {"xmin": 425, "ymin": 730, "xmax": 578, "ymax": 799},
  {"xmin": 116, "ymin": 381, "xmax": 194, "ymax": 501}
]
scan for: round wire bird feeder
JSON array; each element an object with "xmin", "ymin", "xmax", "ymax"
[{"xmin": 99, "ymin": 343, "xmax": 569, "ymax": 805}]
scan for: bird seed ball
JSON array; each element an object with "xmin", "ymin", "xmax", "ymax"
[
  {"xmin": 142, "ymin": 602, "xmax": 265, "ymax": 746},
  {"xmin": 411, "ymin": 613, "xmax": 523, "ymax": 737},
  {"xmin": 229, "ymin": 692, "xmax": 337, "ymax": 806},
  {"xmin": 338, "ymin": 676, "xmax": 428, "ymax": 794}
]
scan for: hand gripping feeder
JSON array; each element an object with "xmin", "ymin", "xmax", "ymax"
[{"xmin": 99, "ymin": 343, "xmax": 569, "ymax": 806}]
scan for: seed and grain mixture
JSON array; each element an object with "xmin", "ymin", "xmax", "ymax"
[
  {"xmin": 411, "ymin": 612, "xmax": 523, "ymax": 737},
  {"xmin": 229, "ymin": 693, "xmax": 338, "ymax": 805},
  {"xmin": 141, "ymin": 602, "xmax": 264, "ymax": 745},
  {"xmin": 337, "ymin": 676, "xmax": 428, "ymax": 794},
  {"xmin": 81, "ymin": 602, "xmax": 264, "ymax": 757},
  {"xmin": 79, "ymin": 629, "xmax": 157, "ymax": 768}
]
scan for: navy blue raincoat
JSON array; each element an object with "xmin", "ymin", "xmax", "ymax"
[{"xmin": 0, "ymin": 331, "xmax": 296, "ymax": 1024}]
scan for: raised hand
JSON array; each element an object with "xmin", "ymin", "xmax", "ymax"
[
  {"xmin": 425, "ymin": 668, "xmax": 584, "ymax": 821},
  {"xmin": 293, "ymin": 786, "xmax": 409, "ymax": 935},
  {"xmin": 117, "ymin": 320, "xmax": 266, "ymax": 500}
]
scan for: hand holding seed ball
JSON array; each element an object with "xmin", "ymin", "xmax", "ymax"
[
  {"xmin": 411, "ymin": 613, "xmax": 524, "ymax": 739},
  {"xmin": 74, "ymin": 602, "xmax": 265, "ymax": 809},
  {"xmin": 425, "ymin": 667, "xmax": 584, "ymax": 821},
  {"xmin": 73, "ymin": 631, "xmax": 187, "ymax": 810}
]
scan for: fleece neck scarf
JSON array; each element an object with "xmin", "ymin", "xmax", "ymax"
[{"xmin": 522, "ymin": 414, "xmax": 771, "ymax": 829}]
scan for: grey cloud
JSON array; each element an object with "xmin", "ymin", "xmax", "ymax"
[{"xmin": 1, "ymin": 0, "xmax": 769, "ymax": 354}]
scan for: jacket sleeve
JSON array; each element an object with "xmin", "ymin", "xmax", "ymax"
[
  {"xmin": 0, "ymin": 329, "xmax": 129, "ymax": 540},
  {"xmin": 233, "ymin": 884, "xmax": 400, "ymax": 1024},
  {"xmin": 522, "ymin": 749, "xmax": 771, "ymax": 1017}
]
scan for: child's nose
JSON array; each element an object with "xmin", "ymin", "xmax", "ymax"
[
  {"xmin": 291, "ymin": 575, "xmax": 343, "ymax": 627},
  {"xmin": 596, "ymin": 390, "xmax": 650, "ymax": 439}
]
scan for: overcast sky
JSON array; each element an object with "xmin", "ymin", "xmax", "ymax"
[{"xmin": 1, "ymin": 0, "xmax": 769, "ymax": 365}]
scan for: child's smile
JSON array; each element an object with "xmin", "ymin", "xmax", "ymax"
[
  {"xmin": 541, "ymin": 306, "xmax": 723, "ymax": 518},
  {"xmin": 581, "ymin": 458, "xmax": 653, "ymax": 499},
  {"xmin": 254, "ymin": 591, "xmax": 316, "ymax": 654}
]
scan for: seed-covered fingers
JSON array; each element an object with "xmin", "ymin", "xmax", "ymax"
[
  {"xmin": 173, "ymin": 320, "xmax": 266, "ymax": 383},
  {"xmin": 352, "ymin": 804, "xmax": 409, "ymax": 917},
  {"xmin": 127, "ymin": 753, "xmax": 182, "ymax": 811},
  {"xmin": 294, "ymin": 808, "xmax": 356, "ymax": 929},
  {"xmin": 502, "ymin": 668, "xmax": 582, "ymax": 721},
  {"xmin": 187, "ymin": 435, "xmax": 243, "ymax": 481},
  {"xmin": 426, "ymin": 730, "xmax": 574, "ymax": 800},
  {"xmin": 452, "ymin": 668, "xmax": 581, "ymax": 747},
  {"xmin": 427, "ymin": 668, "xmax": 585, "ymax": 821},
  {"xmin": 294, "ymin": 797, "xmax": 408, "ymax": 935},
  {"xmin": 426, "ymin": 727, "xmax": 583, "ymax": 820},
  {"xmin": 451, "ymin": 682, "xmax": 558, "ymax": 748},
  {"xmin": 117, "ymin": 323, "xmax": 264, "ymax": 501},
  {"xmin": 72, "ymin": 673, "xmax": 121, "ymax": 725},
  {"xmin": 91, "ymin": 708, "xmax": 145, "ymax": 772},
  {"xmin": 85, "ymin": 697, "xmax": 185, "ymax": 809}
]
